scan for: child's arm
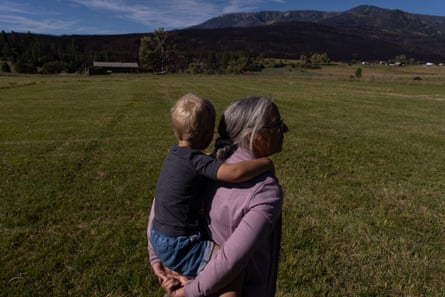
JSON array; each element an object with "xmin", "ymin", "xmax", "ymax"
[{"xmin": 216, "ymin": 157, "xmax": 274, "ymax": 182}]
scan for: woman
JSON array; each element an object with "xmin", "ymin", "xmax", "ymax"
[{"xmin": 149, "ymin": 96, "xmax": 288, "ymax": 297}]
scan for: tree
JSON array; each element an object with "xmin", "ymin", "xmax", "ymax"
[
  {"xmin": 395, "ymin": 55, "xmax": 407, "ymax": 65},
  {"xmin": 320, "ymin": 53, "xmax": 330, "ymax": 64},
  {"xmin": 355, "ymin": 67, "xmax": 362, "ymax": 78},
  {"xmin": 139, "ymin": 36, "xmax": 159, "ymax": 71},
  {"xmin": 41, "ymin": 61, "xmax": 71, "ymax": 74},
  {"xmin": 206, "ymin": 52, "xmax": 217, "ymax": 74},
  {"xmin": 1, "ymin": 61, "xmax": 10, "ymax": 72},
  {"xmin": 15, "ymin": 58, "xmax": 37, "ymax": 73},
  {"xmin": 310, "ymin": 53, "xmax": 330, "ymax": 66},
  {"xmin": 139, "ymin": 28, "xmax": 170, "ymax": 73}
]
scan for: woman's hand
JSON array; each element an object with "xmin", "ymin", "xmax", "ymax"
[
  {"xmin": 161, "ymin": 276, "xmax": 183, "ymax": 293},
  {"xmin": 151, "ymin": 261, "xmax": 188, "ymax": 296},
  {"xmin": 151, "ymin": 261, "xmax": 169, "ymax": 284},
  {"xmin": 168, "ymin": 286, "xmax": 185, "ymax": 297}
]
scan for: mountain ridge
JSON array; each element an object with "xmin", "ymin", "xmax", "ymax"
[
  {"xmin": 170, "ymin": 20, "xmax": 445, "ymax": 61},
  {"xmin": 192, "ymin": 5, "xmax": 445, "ymax": 36}
]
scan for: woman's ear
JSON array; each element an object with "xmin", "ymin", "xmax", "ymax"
[
  {"xmin": 251, "ymin": 129, "xmax": 270, "ymax": 158},
  {"xmin": 250, "ymin": 132, "xmax": 260, "ymax": 157},
  {"xmin": 245, "ymin": 128, "xmax": 255, "ymax": 147},
  {"xmin": 245, "ymin": 130, "xmax": 251, "ymax": 143}
]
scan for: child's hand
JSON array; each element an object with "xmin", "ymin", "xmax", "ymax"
[{"xmin": 265, "ymin": 157, "xmax": 275, "ymax": 175}]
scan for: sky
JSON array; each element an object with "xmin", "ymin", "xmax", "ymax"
[{"xmin": 1, "ymin": 0, "xmax": 444, "ymax": 36}]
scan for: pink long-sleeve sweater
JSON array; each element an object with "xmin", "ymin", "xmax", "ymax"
[{"xmin": 148, "ymin": 148, "xmax": 283, "ymax": 297}]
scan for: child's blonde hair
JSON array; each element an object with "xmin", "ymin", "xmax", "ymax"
[{"xmin": 171, "ymin": 93, "xmax": 216, "ymax": 145}]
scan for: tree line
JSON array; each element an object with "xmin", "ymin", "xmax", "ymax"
[
  {"xmin": 1, "ymin": 31, "xmax": 91, "ymax": 74},
  {"xmin": 0, "ymin": 29, "xmax": 267, "ymax": 75},
  {"xmin": 5, "ymin": 28, "xmax": 416, "ymax": 75}
]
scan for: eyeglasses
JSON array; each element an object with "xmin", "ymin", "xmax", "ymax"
[{"xmin": 263, "ymin": 118, "xmax": 286, "ymax": 132}]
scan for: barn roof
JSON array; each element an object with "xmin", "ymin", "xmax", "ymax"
[{"xmin": 93, "ymin": 61, "xmax": 139, "ymax": 68}]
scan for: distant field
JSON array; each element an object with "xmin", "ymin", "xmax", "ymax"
[{"xmin": 1, "ymin": 65, "xmax": 445, "ymax": 297}]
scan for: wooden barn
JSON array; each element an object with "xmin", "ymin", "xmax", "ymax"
[{"xmin": 88, "ymin": 61, "xmax": 139, "ymax": 75}]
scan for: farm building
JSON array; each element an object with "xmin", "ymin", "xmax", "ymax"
[{"xmin": 88, "ymin": 61, "xmax": 139, "ymax": 75}]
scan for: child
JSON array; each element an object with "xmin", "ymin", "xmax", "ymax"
[{"xmin": 150, "ymin": 93, "xmax": 273, "ymax": 296}]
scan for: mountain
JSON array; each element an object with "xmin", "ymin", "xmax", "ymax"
[
  {"xmin": 192, "ymin": 10, "xmax": 339, "ymax": 30},
  {"xmin": 192, "ymin": 5, "xmax": 445, "ymax": 36},
  {"xmin": 169, "ymin": 21, "xmax": 445, "ymax": 61},
  {"xmin": 175, "ymin": 5, "xmax": 445, "ymax": 61}
]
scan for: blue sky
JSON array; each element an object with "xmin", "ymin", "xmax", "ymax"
[{"xmin": 1, "ymin": 0, "xmax": 444, "ymax": 35}]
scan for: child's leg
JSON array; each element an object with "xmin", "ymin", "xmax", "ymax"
[{"xmin": 211, "ymin": 244, "xmax": 220, "ymax": 257}]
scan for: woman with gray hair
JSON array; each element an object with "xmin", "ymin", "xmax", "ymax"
[{"xmin": 152, "ymin": 96, "xmax": 288, "ymax": 297}]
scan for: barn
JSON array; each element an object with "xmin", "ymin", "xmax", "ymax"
[{"xmin": 88, "ymin": 61, "xmax": 139, "ymax": 75}]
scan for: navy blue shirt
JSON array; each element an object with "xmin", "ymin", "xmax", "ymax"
[{"xmin": 153, "ymin": 145, "xmax": 223, "ymax": 237}]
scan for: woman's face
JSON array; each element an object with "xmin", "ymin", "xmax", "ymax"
[{"xmin": 252, "ymin": 104, "xmax": 288, "ymax": 158}]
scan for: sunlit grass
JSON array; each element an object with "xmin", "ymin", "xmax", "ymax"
[{"xmin": 1, "ymin": 66, "xmax": 445, "ymax": 296}]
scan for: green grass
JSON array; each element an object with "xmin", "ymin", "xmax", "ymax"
[{"xmin": 1, "ymin": 67, "xmax": 445, "ymax": 296}]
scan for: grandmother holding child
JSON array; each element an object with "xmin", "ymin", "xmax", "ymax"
[{"xmin": 148, "ymin": 94, "xmax": 288, "ymax": 297}]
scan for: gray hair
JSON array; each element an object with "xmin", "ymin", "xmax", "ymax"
[{"xmin": 215, "ymin": 96, "xmax": 273, "ymax": 160}]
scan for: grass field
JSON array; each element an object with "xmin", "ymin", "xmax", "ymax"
[{"xmin": 1, "ymin": 65, "xmax": 445, "ymax": 296}]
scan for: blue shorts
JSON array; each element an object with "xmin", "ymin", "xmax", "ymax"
[{"xmin": 150, "ymin": 228, "xmax": 214, "ymax": 276}]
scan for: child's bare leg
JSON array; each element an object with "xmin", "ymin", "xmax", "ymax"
[{"xmin": 211, "ymin": 244, "xmax": 220, "ymax": 257}]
